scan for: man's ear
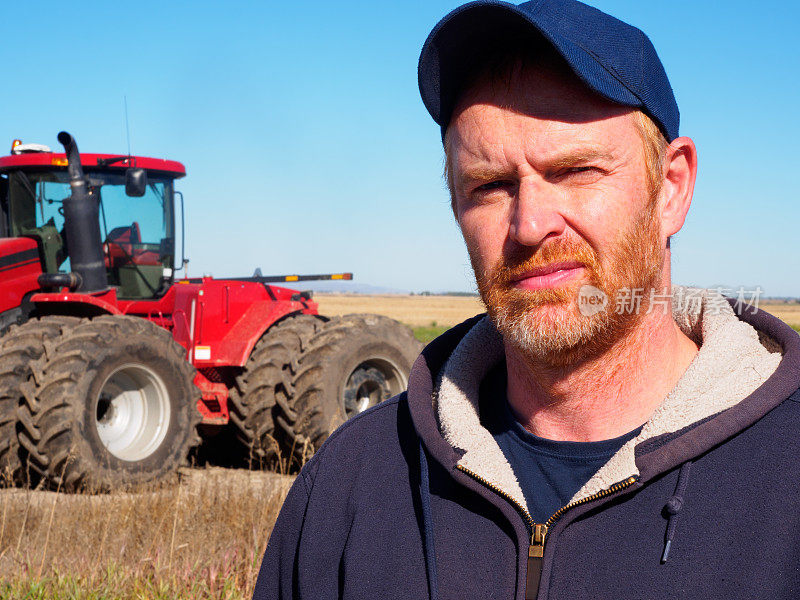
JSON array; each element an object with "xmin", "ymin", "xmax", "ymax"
[{"xmin": 658, "ymin": 136, "xmax": 697, "ymax": 239}]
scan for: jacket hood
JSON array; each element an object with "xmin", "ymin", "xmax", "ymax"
[{"xmin": 408, "ymin": 286, "xmax": 800, "ymax": 512}]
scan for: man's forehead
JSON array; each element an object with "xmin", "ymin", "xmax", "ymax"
[
  {"xmin": 454, "ymin": 122, "xmax": 620, "ymax": 163},
  {"xmin": 448, "ymin": 79, "xmax": 641, "ymax": 177}
]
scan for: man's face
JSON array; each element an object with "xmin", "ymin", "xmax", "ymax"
[{"xmin": 449, "ymin": 62, "xmax": 667, "ymax": 366}]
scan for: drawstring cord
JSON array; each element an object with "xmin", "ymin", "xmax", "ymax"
[
  {"xmin": 419, "ymin": 440, "xmax": 440, "ymax": 600},
  {"xmin": 661, "ymin": 460, "xmax": 693, "ymax": 563}
]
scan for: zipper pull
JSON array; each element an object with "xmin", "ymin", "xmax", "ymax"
[{"xmin": 526, "ymin": 524, "xmax": 548, "ymax": 600}]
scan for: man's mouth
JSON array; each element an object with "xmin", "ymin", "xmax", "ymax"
[{"xmin": 511, "ymin": 261, "xmax": 585, "ymax": 291}]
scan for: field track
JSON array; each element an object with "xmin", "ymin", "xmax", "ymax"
[{"xmin": 316, "ymin": 294, "xmax": 800, "ymax": 329}]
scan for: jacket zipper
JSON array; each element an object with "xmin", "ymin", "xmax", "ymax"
[{"xmin": 456, "ymin": 464, "xmax": 637, "ymax": 599}]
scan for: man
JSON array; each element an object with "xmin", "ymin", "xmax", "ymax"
[{"xmin": 254, "ymin": 1, "xmax": 800, "ymax": 599}]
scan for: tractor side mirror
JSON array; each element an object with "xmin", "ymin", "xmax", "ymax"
[{"xmin": 125, "ymin": 168, "xmax": 147, "ymax": 197}]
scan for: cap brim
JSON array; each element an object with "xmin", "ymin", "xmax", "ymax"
[{"xmin": 418, "ymin": 1, "xmax": 643, "ymax": 129}]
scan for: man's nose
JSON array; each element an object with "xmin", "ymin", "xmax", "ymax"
[{"xmin": 508, "ymin": 178, "xmax": 568, "ymax": 246}]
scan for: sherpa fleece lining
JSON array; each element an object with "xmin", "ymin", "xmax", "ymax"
[{"xmin": 435, "ymin": 286, "xmax": 783, "ymax": 512}]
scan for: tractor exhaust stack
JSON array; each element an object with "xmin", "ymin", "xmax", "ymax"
[{"xmin": 57, "ymin": 131, "xmax": 108, "ymax": 294}]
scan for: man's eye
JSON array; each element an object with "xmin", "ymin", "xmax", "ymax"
[{"xmin": 475, "ymin": 180, "xmax": 510, "ymax": 192}]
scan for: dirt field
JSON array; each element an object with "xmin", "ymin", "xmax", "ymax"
[
  {"xmin": 316, "ymin": 294, "xmax": 800, "ymax": 329},
  {"xmin": 761, "ymin": 301, "xmax": 800, "ymax": 328},
  {"xmin": 316, "ymin": 293, "xmax": 484, "ymax": 327}
]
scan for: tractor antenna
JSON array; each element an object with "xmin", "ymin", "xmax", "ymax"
[{"xmin": 124, "ymin": 96, "xmax": 132, "ymax": 157}]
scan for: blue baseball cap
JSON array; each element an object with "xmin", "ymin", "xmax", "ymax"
[{"xmin": 418, "ymin": 0, "xmax": 679, "ymax": 141}]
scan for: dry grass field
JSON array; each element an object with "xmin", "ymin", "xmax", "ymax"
[
  {"xmin": 316, "ymin": 293, "xmax": 484, "ymax": 328},
  {"xmin": 317, "ymin": 294, "xmax": 800, "ymax": 330},
  {"xmin": 761, "ymin": 301, "xmax": 800, "ymax": 329},
  {"xmin": 0, "ymin": 468, "xmax": 293, "ymax": 599}
]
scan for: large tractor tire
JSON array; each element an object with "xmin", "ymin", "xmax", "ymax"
[
  {"xmin": 0, "ymin": 316, "xmax": 79, "ymax": 484},
  {"xmin": 228, "ymin": 313, "xmax": 326, "ymax": 468},
  {"xmin": 280, "ymin": 314, "xmax": 422, "ymax": 464},
  {"xmin": 18, "ymin": 315, "xmax": 201, "ymax": 491}
]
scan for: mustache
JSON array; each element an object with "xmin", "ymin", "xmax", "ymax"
[{"xmin": 489, "ymin": 238, "xmax": 601, "ymax": 286}]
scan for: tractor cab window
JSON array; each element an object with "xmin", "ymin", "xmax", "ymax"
[
  {"xmin": 6, "ymin": 169, "xmax": 175, "ymax": 299},
  {"xmin": 96, "ymin": 175, "xmax": 175, "ymax": 299},
  {"xmin": 7, "ymin": 171, "xmax": 69, "ymax": 232}
]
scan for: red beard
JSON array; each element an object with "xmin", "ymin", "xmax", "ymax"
[{"xmin": 470, "ymin": 199, "xmax": 664, "ymax": 368}]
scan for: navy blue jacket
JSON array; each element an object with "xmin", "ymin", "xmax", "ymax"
[{"xmin": 253, "ymin": 301, "xmax": 800, "ymax": 600}]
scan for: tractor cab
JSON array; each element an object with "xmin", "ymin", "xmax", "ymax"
[{"xmin": 0, "ymin": 141, "xmax": 185, "ymax": 299}]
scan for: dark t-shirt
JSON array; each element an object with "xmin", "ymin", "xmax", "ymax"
[{"xmin": 480, "ymin": 364, "xmax": 642, "ymax": 523}]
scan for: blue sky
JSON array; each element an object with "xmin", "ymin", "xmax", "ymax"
[{"xmin": 2, "ymin": 1, "xmax": 798, "ymax": 296}]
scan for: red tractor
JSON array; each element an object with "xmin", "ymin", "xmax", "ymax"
[{"xmin": 0, "ymin": 132, "xmax": 420, "ymax": 490}]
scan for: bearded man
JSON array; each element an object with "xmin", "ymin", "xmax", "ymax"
[{"xmin": 253, "ymin": 2, "xmax": 800, "ymax": 599}]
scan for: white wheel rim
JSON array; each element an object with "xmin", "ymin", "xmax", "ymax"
[
  {"xmin": 95, "ymin": 364, "xmax": 171, "ymax": 462},
  {"xmin": 342, "ymin": 358, "xmax": 407, "ymax": 419}
]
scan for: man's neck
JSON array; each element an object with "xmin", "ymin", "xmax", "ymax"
[{"xmin": 505, "ymin": 306, "xmax": 699, "ymax": 442}]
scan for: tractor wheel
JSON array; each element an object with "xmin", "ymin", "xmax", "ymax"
[
  {"xmin": 18, "ymin": 315, "xmax": 201, "ymax": 491},
  {"xmin": 228, "ymin": 313, "xmax": 326, "ymax": 468},
  {"xmin": 280, "ymin": 314, "xmax": 422, "ymax": 465},
  {"xmin": 0, "ymin": 316, "xmax": 79, "ymax": 484}
]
